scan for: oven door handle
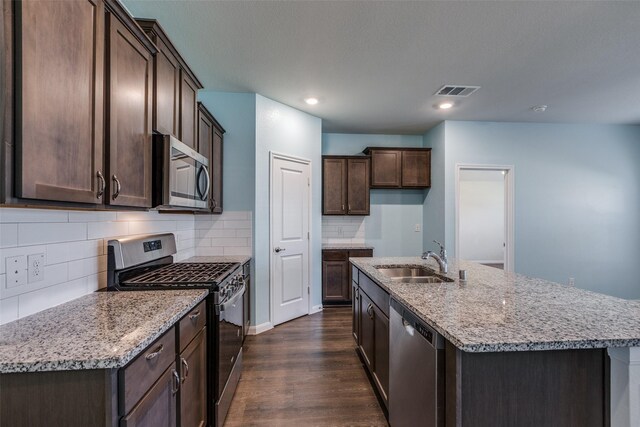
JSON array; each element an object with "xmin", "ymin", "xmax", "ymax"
[{"xmin": 218, "ymin": 283, "xmax": 246, "ymax": 313}]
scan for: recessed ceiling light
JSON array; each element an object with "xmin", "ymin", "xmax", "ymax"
[
  {"xmin": 531, "ymin": 105, "xmax": 547, "ymax": 112},
  {"xmin": 438, "ymin": 102, "xmax": 453, "ymax": 110},
  {"xmin": 305, "ymin": 97, "xmax": 319, "ymax": 105}
]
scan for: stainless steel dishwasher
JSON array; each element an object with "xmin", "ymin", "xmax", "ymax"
[{"xmin": 389, "ymin": 298, "xmax": 445, "ymax": 427}]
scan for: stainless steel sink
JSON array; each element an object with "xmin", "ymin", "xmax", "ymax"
[{"xmin": 375, "ymin": 265, "xmax": 454, "ymax": 283}]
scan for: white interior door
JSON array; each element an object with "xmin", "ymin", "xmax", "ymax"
[{"xmin": 271, "ymin": 154, "xmax": 311, "ymax": 326}]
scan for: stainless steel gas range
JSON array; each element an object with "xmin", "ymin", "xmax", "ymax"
[{"xmin": 107, "ymin": 233, "xmax": 245, "ymax": 427}]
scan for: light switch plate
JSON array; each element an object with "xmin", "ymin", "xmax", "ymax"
[
  {"xmin": 28, "ymin": 253, "xmax": 45, "ymax": 283},
  {"xmin": 6, "ymin": 256, "xmax": 27, "ymax": 288}
]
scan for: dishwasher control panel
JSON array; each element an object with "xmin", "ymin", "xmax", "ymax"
[{"xmin": 415, "ymin": 323, "xmax": 434, "ymax": 343}]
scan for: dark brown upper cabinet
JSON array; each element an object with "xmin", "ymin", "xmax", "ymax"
[
  {"xmin": 364, "ymin": 147, "xmax": 431, "ymax": 189},
  {"xmin": 322, "ymin": 156, "xmax": 370, "ymax": 215},
  {"xmin": 197, "ymin": 102, "xmax": 225, "ymax": 213},
  {"xmin": 14, "ymin": 0, "xmax": 106, "ymax": 204},
  {"xmin": 135, "ymin": 18, "xmax": 203, "ymax": 148},
  {"xmin": 9, "ymin": 0, "xmax": 156, "ymax": 208},
  {"xmin": 105, "ymin": 11, "xmax": 154, "ymax": 208}
]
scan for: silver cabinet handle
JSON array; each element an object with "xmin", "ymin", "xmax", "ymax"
[
  {"xmin": 367, "ymin": 304, "xmax": 373, "ymax": 319},
  {"xmin": 112, "ymin": 175, "xmax": 121, "ymax": 200},
  {"xmin": 96, "ymin": 171, "xmax": 105, "ymax": 199},
  {"xmin": 342, "ymin": 204, "xmax": 345, "ymax": 211},
  {"xmin": 348, "ymin": 204, "xmax": 351, "ymax": 212},
  {"xmin": 181, "ymin": 357, "xmax": 189, "ymax": 382},
  {"xmin": 274, "ymin": 247, "xmax": 286, "ymax": 253},
  {"xmin": 189, "ymin": 310, "xmax": 201, "ymax": 321},
  {"xmin": 145, "ymin": 344, "xmax": 164, "ymax": 360},
  {"xmin": 171, "ymin": 369, "xmax": 180, "ymax": 395}
]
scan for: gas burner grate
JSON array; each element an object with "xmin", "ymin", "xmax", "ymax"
[{"xmin": 122, "ymin": 262, "xmax": 239, "ymax": 285}]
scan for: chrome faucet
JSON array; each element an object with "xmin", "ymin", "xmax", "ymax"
[{"xmin": 422, "ymin": 240, "xmax": 448, "ymax": 274}]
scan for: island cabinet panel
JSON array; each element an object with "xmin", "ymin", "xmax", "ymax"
[
  {"xmin": 445, "ymin": 342, "xmax": 607, "ymax": 427},
  {"xmin": 322, "ymin": 249, "xmax": 373, "ymax": 305},
  {"xmin": 180, "ymin": 71, "xmax": 199, "ymax": 150},
  {"xmin": 179, "ymin": 328, "xmax": 207, "ymax": 427},
  {"xmin": 352, "ymin": 281, "xmax": 360, "ymax": 343},
  {"xmin": 14, "ymin": 0, "xmax": 105, "ymax": 204},
  {"xmin": 358, "ymin": 290, "xmax": 375, "ymax": 370},
  {"xmin": 105, "ymin": 12, "xmax": 153, "ymax": 208},
  {"xmin": 372, "ymin": 302, "xmax": 389, "ymax": 404},
  {"xmin": 121, "ymin": 365, "xmax": 178, "ymax": 427},
  {"xmin": 364, "ymin": 147, "xmax": 431, "ymax": 189},
  {"xmin": 322, "ymin": 156, "xmax": 370, "ymax": 215}
]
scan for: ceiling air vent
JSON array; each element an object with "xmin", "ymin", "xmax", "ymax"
[{"xmin": 435, "ymin": 85, "xmax": 480, "ymax": 97}]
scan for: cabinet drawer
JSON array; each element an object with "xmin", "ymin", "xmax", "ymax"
[
  {"xmin": 179, "ymin": 301, "xmax": 206, "ymax": 352},
  {"xmin": 121, "ymin": 326, "xmax": 176, "ymax": 415},
  {"xmin": 360, "ymin": 273, "xmax": 390, "ymax": 318},
  {"xmin": 349, "ymin": 249, "xmax": 373, "ymax": 258},
  {"xmin": 322, "ymin": 250, "xmax": 348, "ymax": 261}
]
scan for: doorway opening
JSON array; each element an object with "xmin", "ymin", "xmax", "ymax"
[{"xmin": 455, "ymin": 165, "xmax": 514, "ymax": 272}]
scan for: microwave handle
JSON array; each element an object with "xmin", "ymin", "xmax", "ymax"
[
  {"xmin": 203, "ymin": 166, "xmax": 211, "ymax": 201},
  {"xmin": 196, "ymin": 165, "xmax": 210, "ymax": 201}
]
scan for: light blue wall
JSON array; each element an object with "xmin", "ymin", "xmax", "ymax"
[
  {"xmin": 322, "ymin": 133, "xmax": 425, "ymax": 256},
  {"xmin": 198, "ymin": 92, "xmax": 256, "ymax": 212},
  {"xmin": 422, "ymin": 123, "xmax": 446, "ymax": 252},
  {"xmin": 440, "ymin": 121, "xmax": 640, "ymax": 299},
  {"xmin": 255, "ymin": 95, "xmax": 323, "ymax": 325}
]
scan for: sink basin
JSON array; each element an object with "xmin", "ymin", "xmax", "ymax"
[{"xmin": 375, "ymin": 265, "xmax": 454, "ymax": 283}]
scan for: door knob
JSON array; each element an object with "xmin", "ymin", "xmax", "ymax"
[{"xmin": 274, "ymin": 247, "xmax": 286, "ymax": 253}]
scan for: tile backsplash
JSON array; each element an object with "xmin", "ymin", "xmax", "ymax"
[
  {"xmin": 322, "ymin": 216, "xmax": 365, "ymax": 244},
  {"xmin": 0, "ymin": 208, "xmax": 254, "ymax": 325}
]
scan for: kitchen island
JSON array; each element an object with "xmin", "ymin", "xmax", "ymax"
[{"xmin": 350, "ymin": 257, "xmax": 640, "ymax": 427}]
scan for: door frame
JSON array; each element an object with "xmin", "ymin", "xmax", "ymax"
[
  {"xmin": 454, "ymin": 164, "xmax": 515, "ymax": 272},
  {"xmin": 269, "ymin": 151, "xmax": 313, "ymax": 325}
]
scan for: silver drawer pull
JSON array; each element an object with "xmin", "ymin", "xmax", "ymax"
[
  {"xmin": 181, "ymin": 357, "xmax": 189, "ymax": 382},
  {"xmin": 112, "ymin": 175, "xmax": 121, "ymax": 200},
  {"xmin": 145, "ymin": 344, "xmax": 164, "ymax": 360},
  {"xmin": 171, "ymin": 369, "xmax": 180, "ymax": 395},
  {"xmin": 189, "ymin": 310, "xmax": 201, "ymax": 321}
]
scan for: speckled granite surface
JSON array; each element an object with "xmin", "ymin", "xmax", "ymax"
[
  {"xmin": 0, "ymin": 290, "xmax": 208, "ymax": 373},
  {"xmin": 350, "ymin": 257, "xmax": 640, "ymax": 353},
  {"xmin": 322, "ymin": 243, "xmax": 375, "ymax": 250},
  {"xmin": 182, "ymin": 256, "xmax": 251, "ymax": 264}
]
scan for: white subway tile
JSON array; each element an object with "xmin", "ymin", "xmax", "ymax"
[
  {"xmin": 195, "ymin": 247, "xmax": 224, "ymax": 256},
  {"xmin": 236, "ymin": 229, "xmax": 252, "ymax": 238},
  {"xmin": 18, "ymin": 277, "xmax": 88, "ymax": 318},
  {"xmin": 68, "ymin": 255, "xmax": 107, "ymax": 281},
  {"xmin": 87, "ymin": 222, "xmax": 129, "ymax": 240},
  {"xmin": 175, "ymin": 248, "xmax": 196, "ymax": 262},
  {"xmin": 18, "ymin": 223, "xmax": 87, "ymax": 246},
  {"xmin": 177, "ymin": 220, "xmax": 194, "ymax": 231},
  {"xmin": 223, "ymin": 220, "xmax": 251, "ymax": 229},
  {"xmin": 210, "ymin": 237, "xmax": 248, "ymax": 247},
  {"xmin": 46, "ymin": 240, "xmax": 103, "ymax": 265},
  {"xmin": 0, "ymin": 208, "xmax": 69, "ymax": 223},
  {"xmin": 223, "ymin": 247, "xmax": 252, "ymax": 256},
  {"xmin": 0, "ymin": 224, "xmax": 18, "ymax": 248},
  {"xmin": 128, "ymin": 221, "xmax": 177, "ymax": 235},
  {"xmin": 219, "ymin": 211, "xmax": 249, "ymax": 220},
  {"xmin": 68, "ymin": 211, "xmax": 117, "ymax": 222},
  {"xmin": 195, "ymin": 237, "xmax": 211, "ymax": 247},
  {"xmin": 195, "ymin": 220, "xmax": 224, "ymax": 230},
  {"xmin": 0, "ymin": 296, "xmax": 19, "ymax": 325},
  {"xmin": 177, "ymin": 238, "xmax": 195, "ymax": 252},
  {"xmin": 197, "ymin": 228, "xmax": 236, "ymax": 239}
]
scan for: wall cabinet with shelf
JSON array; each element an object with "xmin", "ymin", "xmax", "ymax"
[
  {"xmin": 197, "ymin": 103, "xmax": 225, "ymax": 214},
  {"xmin": 322, "ymin": 156, "xmax": 370, "ymax": 215},
  {"xmin": 363, "ymin": 147, "xmax": 431, "ymax": 189}
]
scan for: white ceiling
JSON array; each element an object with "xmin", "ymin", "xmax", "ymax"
[{"xmin": 123, "ymin": 0, "xmax": 640, "ymax": 134}]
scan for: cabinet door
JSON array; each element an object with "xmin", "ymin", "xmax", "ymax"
[
  {"xmin": 179, "ymin": 71, "xmax": 198, "ymax": 150},
  {"xmin": 210, "ymin": 127, "xmax": 224, "ymax": 214},
  {"xmin": 402, "ymin": 150, "xmax": 431, "ymax": 187},
  {"xmin": 347, "ymin": 158, "xmax": 370, "ymax": 215},
  {"xmin": 121, "ymin": 365, "xmax": 178, "ymax": 427},
  {"xmin": 359, "ymin": 291, "xmax": 375, "ymax": 370},
  {"xmin": 15, "ymin": 0, "xmax": 105, "ymax": 204},
  {"xmin": 372, "ymin": 304, "xmax": 390, "ymax": 406},
  {"xmin": 197, "ymin": 107, "xmax": 212, "ymax": 162},
  {"xmin": 179, "ymin": 328, "xmax": 207, "ymax": 427},
  {"xmin": 322, "ymin": 158, "xmax": 347, "ymax": 214},
  {"xmin": 370, "ymin": 150, "xmax": 401, "ymax": 188},
  {"xmin": 106, "ymin": 13, "xmax": 153, "ymax": 208},
  {"xmin": 352, "ymin": 283, "xmax": 360, "ymax": 343},
  {"xmin": 322, "ymin": 260, "xmax": 349, "ymax": 303},
  {"xmin": 153, "ymin": 38, "xmax": 179, "ymax": 136}
]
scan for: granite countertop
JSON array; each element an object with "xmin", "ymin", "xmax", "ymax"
[
  {"xmin": 322, "ymin": 243, "xmax": 375, "ymax": 250},
  {"xmin": 182, "ymin": 255, "xmax": 251, "ymax": 265},
  {"xmin": 0, "ymin": 290, "xmax": 208, "ymax": 373},
  {"xmin": 350, "ymin": 257, "xmax": 640, "ymax": 353}
]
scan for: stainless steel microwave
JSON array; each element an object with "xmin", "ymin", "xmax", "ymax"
[{"xmin": 153, "ymin": 134, "xmax": 210, "ymax": 210}]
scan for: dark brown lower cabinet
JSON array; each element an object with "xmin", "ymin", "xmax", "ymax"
[
  {"xmin": 179, "ymin": 328, "xmax": 207, "ymax": 427},
  {"xmin": 322, "ymin": 249, "xmax": 373, "ymax": 305},
  {"xmin": 352, "ymin": 280, "xmax": 360, "ymax": 342},
  {"xmin": 121, "ymin": 365, "xmax": 178, "ymax": 427}
]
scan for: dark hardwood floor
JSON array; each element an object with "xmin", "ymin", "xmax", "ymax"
[{"xmin": 224, "ymin": 308, "xmax": 388, "ymax": 426}]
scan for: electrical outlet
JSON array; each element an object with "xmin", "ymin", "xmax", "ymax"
[
  {"xmin": 6, "ymin": 256, "xmax": 27, "ymax": 288},
  {"xmin": 568, "ymin": 277, "xmax": 575, "ymax": 287},
  {"xmin": 28, "ymin": 253, "xmax": 45, "ymax": 283},
  {"xmin": 414, "ymin": 224, "xmax": 421, "ymax": 232}
]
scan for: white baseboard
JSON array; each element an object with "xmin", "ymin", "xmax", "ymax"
[
  {"xmin": 310, "ymin": 304, "xmax": 323, "ymax": 314},
  {"xmin": 247, "ymin": 322, "xmax": 274, "ymax": 335}
]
